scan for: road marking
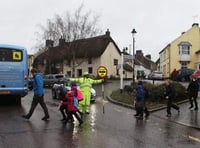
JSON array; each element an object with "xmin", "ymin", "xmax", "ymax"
[{"xmin": 188, "ymin": 135, "xmax": 200, "ymax": 143}]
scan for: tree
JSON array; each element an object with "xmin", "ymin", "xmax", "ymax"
[{"xmin": 34, "ymin": 4, "xmax": 102, "ymax": 76}]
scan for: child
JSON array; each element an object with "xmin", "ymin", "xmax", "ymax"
[
  {"xmin": 134, "ymin": 81, "xmax": 145, "ymax": 119},
  {"xmin": 64, "ymin": 83, "xmax": 83, "ymax": 125}
]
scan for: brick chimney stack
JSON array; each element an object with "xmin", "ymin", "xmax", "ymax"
[{"xmin": 45, "ymin": 40, "xmax": 54, "ymax": 48}]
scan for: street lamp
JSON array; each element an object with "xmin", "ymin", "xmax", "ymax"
[{"xmin": 131, "ymin": 28, "xmax": 137, "ymax": 82}]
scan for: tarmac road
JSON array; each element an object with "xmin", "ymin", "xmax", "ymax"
[{"xmin": 0, "ymin": 80, "xmax": 200, "ymax": 148}]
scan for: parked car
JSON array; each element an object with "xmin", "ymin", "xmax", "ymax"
[
  {"xmin": 52, "ymin": 82, "xmax": 96, "ymax": 102},
  {"xmin": 148, "ymin": 71, "xmax": 164, "ymax": 80},
  {"xmin": 176, "ymin": 68, "xmax": 195, "ymax": 81},
  {"xmin": 43, "ymin": 74, "xmax": 65, "ymax": 88}
]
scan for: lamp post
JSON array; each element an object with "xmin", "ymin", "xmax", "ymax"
[{"xmin": 131, "ymin": 28, "xmax": 137, "ymax": 82}]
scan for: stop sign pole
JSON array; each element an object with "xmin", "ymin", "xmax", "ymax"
[{"xmin": 97, "ymin": 66, "xmax": 108, "ymax": 114}]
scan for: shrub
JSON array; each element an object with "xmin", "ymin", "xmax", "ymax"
[{"xmin": 111, "ymin": 81, "xmax": 187, "ymax": 105}]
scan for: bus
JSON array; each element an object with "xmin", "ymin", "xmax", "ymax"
[{"xmin": 0, "ymin": 44, "xmax": 29, "ymax": 104}]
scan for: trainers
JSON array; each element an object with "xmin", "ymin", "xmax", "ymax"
[
  {"xmin": 60, "ymin": 118, "xmax": 66, "ymax": 121},
  {"xmin": 189, "ymin": 106, "xmax": 193, "ymax": 109},
  {"xmin": 22, "ymin": 115, "xmax": 30, "ymax": 119},
  {"xmin": 85, "ymin": 112, "xmax": 90, "ymax": 114},
  {"xmin": 166, "ymin": 114, "xmax": 171, "ymax": 117},
  {"xmin": 79, "ymin": 121, "xmax": 83, "ymax": 126},
  {"xmin": 136, "ymin": 116, "xmax": 143, "ymax": 120},
  {"xmin": 134, "ymin": 113, "xmax": 139, "ymax": 117},
  {"xmin": 68, "ymin": 118, "xmax": 74, "ymax": 123},
  {"xmin": 145, "ymin": 113, "xmax": 150, "ymax": 118},
  {"xmin": 41, "ymin": 116, "xmax": 50, "ymax": 121}
]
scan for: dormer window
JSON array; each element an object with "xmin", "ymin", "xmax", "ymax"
[{"xmin": 178, "ymin": 42, "xmax": 191, "ymax": 55}]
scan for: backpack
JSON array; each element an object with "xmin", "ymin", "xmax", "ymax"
[
  {"xmin": 136, "ymin": 85, "xmax": 145, "ymax": 101},
  {"xmin": 73, "ymin": 97, "xmax": 79, "ymax": 109},
  {"xmin": 77, "ymin": 88, "xmax": 83, "ymax": 101}
]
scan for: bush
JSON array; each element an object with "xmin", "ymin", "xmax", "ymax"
[{"xmin": 111, "ymin": 81, "xmax": 187, "ymax": 106}]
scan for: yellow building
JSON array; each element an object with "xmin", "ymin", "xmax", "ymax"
[{"xmin": 159, "ymin": 23, "xmax": 200, "ymax": 78}]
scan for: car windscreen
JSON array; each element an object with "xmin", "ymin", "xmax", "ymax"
[{"xmin": 55, "ymin": 75, "xmax": 64, "ymax": 79}]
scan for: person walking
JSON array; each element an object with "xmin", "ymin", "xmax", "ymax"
[
  {"xmin": 165, "ymin": 79, "xmax": 180, "ymax": 117},
  {"xmin": 134, "ymin": 81, "xmax": 145, "ymax": 119},
  {"xmin": 22, "ymin": 68, "xmax": 50, "ymax": 120},
  {"xmin": 69, "ymin": 72, "xmax": 103, "ymax": 114},
  {"xmin": 63, "ymin": 89, "xmax": 83, "ymax": 126},
  {"xmin": 187, "ymin": 75, "xmax": 199, "ymax": 110}
]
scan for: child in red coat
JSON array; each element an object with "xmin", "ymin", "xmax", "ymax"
[{"xmin": 64, "ymin": 87, "xmax": 83, "ymax": 125}]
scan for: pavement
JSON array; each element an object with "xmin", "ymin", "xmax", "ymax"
[{"xmin": 107, "ymin": 96, "xmax": 200, "ymax": 130}]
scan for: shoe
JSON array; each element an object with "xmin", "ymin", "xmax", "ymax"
[
  {"xmin": 68, "ymin": 118, "xmax": 74, "ymax": 123},
  {"xmin": 166, "ymin": 114, "xmax": 171, "ymax": 117},
  {"xmin": 60, "ymin": 118, "xmax": 66, "ymax": 121},
  {"xmin": 145, "ymin": 113, "xmax": 150, "ymax": 118},
  {"xmin": 22, "ymin": 115, "xmax": 30, "ymax": 119},
  {"xmin": 189, "ymin": 106, "xmax": 193, "ymax": 109},
  {"xmin": 194, "ymin": 108, "xmax": 198, "ymax": 111},
  {"xmin": 85, "ymin": 112, "xmax": 90, "ymax": 114},
  {"xmin": 134, "ymin": 113, "xmax": 139, "ymax": 117},
  {"xmin": 135, "ymin": 115, "xmax": 143, "ymax": 120},
  {"xmin": 79, "ymin": 121, "xmax": 83, "ymax": 126},
  {"xmin": 41, "ymin": 116, "xmax": 50, "ymax": 121}
]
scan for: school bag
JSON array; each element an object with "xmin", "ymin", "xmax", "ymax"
[
  {"xmin": 73, "ymin": 97, "xmax": 79, "ymax": 109},
  {"xmin": 77, "ymin": 88, "xmax": 83, "ymax": 101}
]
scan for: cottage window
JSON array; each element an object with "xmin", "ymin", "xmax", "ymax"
[
  {"xmin": 114, "ymin": 59, "xmax": 118, "ymax": 65},
  {"xmin": 88, "ymin": 58, "xmax": 92, "ymax": 64},
  {"xmin": 88, "ymin": 67, "xmax": 93, "ymax": 74}
]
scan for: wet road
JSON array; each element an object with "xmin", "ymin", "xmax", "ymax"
[{"xmin": 0, "ymin": 80, "xmax": 200, "ymax": 148}]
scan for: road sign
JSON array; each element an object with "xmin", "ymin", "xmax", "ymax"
[{"xmin": 97, "ymin": 66, "xmax": 108, "ymax": 78}]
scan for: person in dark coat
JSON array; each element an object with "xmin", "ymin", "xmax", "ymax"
[
  {"xmin": 165, "ymin": 79, "xmax": 180, "ymax": 117},
  {"xmin": 134, "ymin": 81, "xmax": 145, "ymax": 119},
  {"xmin": 187, "ymin": 75, "xmax": 199, "ymax": 110},
  {"xmin": 22, "ymin": 68, "xmax": 50, "ymax": 120}
]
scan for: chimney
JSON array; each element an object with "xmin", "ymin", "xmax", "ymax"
[
  {"xmin": 181, "ymin": 32, "xmax": 185, "ymax": 35},
  {"xmin": 105, "ymin": 29, "xmax": 110, "ymax": 37},
  {"xmin": 59, "ymin": 38, "xmax": 65, "ymax": 46},
  {"xmin": 145, "ymin": 54, "xmax": 151, "ymax": 60},
  {"xmin": 192, "ymin": 23, "xmax": 199, "ymax": 27},
  {"xmin": 136, "ymin": 50, "xmax": 143, "ymax": 56},
  {"xmin": 45, "ymin": 40, "xmax": 54, "ymax": 48}
]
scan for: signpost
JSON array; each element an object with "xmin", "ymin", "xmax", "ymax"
[{"xmin": 97, "ymin": 66, "xmax": 108, "ymax": 114}]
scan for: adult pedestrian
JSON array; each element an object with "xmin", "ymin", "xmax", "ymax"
[
  {"xmin": 187, "ymin": 75, "xmax": 199, "ymax": 110},
  {"xmin": 70, "ymin": 72, "xmax": 103, "ymax": 114},
  {"xmin": 22, "ymin": 68, "xmax": 50, "ymax": 120},
  {"xmin": 165, "ymin": 79, "xmax": 180, "ymax": 117}
]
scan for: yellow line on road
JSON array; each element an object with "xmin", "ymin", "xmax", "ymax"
[{"xmin": 189, "ymin": 135, "xmax": 200, "ymax": 143}]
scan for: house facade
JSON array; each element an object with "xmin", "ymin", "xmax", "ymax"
[
  {"xmin": 33, "ymin": 30, "xmax": 133, "ymax": 78},
  {"xmin": 134, "ymin": 50, "xmax": 157, "ymax": 78},
  {"xmin": 159, "ymin": 23, "xmax": 200, "ymax": 77}
]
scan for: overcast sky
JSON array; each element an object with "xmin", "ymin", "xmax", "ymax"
[{"xmin": 0, "ymin": 0, "xmax": 200, "ymax": 61}]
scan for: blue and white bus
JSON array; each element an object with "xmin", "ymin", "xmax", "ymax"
[{"xmin": 0, "ymin": 44, "xmax": 29, "ymax": 104}]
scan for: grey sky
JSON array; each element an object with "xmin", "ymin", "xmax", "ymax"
[{"xmin": 0, "ymin": 0, "xmax": 200, "ymax": 61}]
